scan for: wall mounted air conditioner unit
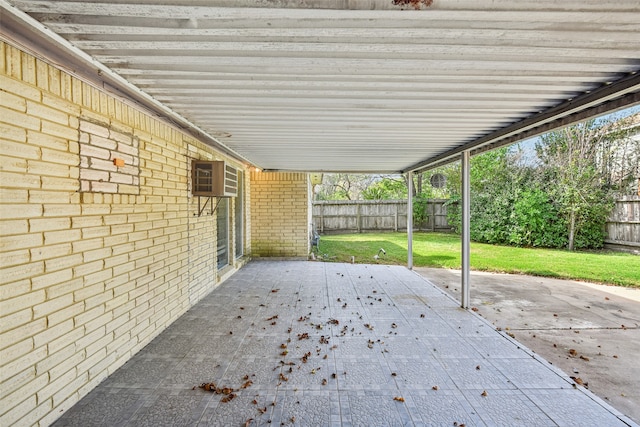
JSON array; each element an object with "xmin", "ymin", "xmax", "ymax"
[{"xmin": 191, "ymin": 160, "xmax": 238, "ymax": 197}]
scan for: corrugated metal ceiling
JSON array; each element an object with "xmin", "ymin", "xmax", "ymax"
[{"xmin": 2, "ymin": 0, "xmax": 639, "ymax": 172}]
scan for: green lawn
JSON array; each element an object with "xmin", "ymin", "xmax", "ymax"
[{"xmin": 317, "ymin": 232, "xmax": 640, "ymax": 287}]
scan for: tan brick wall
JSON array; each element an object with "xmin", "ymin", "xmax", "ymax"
[
  {"xmin": 250, "ymin": 171, "xmax": 311, "ymax": 257},
  {"xmin": 0, "ymin": 42, "xmax": 250, "ymax": 427}
]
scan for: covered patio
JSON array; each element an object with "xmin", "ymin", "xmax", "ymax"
[
  {"xmin": 1, "ymin": 1, "xmax": 640, "ymax": 426},
  {"xmin": 51, "ymin": 261, "xmax": 633, "ymax": 426}
]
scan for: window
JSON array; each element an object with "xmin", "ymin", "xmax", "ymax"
[{"xmin": 216, "ymin": 198, "xmax": 229, "ymax": 269}]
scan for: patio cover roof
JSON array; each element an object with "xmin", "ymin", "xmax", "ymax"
[{"xmin": 1, "ymin": 0, "xmax": 639, "ymax": 173}]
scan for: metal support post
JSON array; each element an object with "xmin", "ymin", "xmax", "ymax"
[
  {"xmin": 461, "ymin": 151, "xmax": 471, "ymax": 308},
  {"xmin": 407, "ymin": 171, "xmax": 414, "ymax": 270}
]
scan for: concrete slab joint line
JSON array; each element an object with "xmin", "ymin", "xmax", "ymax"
[{"xmin": 51, "ymin": 262, "xmax": 638, "ymax": 427}]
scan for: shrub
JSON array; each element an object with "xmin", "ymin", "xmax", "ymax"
[{"xmin": 508, "ymin": 189, "xmax": 567, "ymax": 247}]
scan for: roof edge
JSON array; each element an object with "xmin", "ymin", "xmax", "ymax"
[{"xmin": 406, "ymin": 72, "xmax": 640, "ymax": 173}]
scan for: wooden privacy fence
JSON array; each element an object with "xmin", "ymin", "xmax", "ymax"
[
  {"xmin": 312, "ymin": 199, "xmax": 452, "ymax": 233},
  {"xmin": 605, "ymin": 195, "xmax": 640, "ymax": 253},
  {"xmin": 313, "ymin": 197, "xmax": 638, "ymax": 252}
]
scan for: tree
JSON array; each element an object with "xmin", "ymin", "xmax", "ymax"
[
  {"xmin": 361, "ymin": 175, "xmax": 407, "ymax": 200},
  {"xmin": 535, "ymin": 120, "xmax": 616, "ymax": 250},
  {"xmin": 315, "ymin": 174, "xmax": 378, "ymax": 200}
]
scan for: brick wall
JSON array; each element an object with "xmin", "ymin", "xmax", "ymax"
[
  {"xmin": 0, "ymin": 42, "xmax": 249, "ymax": 426},
  {"xmin": 250, "ymin": 171, "xmax": 311, "ymax": 258}
]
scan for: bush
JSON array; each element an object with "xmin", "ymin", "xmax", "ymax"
[
  {"xmin": 508, "ymin": 189, "xmax": 567, "ymax": 247},
  {"xmin": 570, "ymin": 191, "xmax": 614, "ymax": 249}
]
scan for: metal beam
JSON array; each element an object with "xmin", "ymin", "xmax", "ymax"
[
  {"xmin": 406, "ymin": 73, "xmax": 640, "ymax": 174},
  {"xmin": 461, "ymin": 151, "xmax": 471, "ymax": 309}
]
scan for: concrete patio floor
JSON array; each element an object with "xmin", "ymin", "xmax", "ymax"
[
  {"xmin": 52, "ymin": 261, "xmax": 637, "ymax": 427},
  {"xmin": 416, "ymin": 267, "xmax": 640, "ymax": 425}
]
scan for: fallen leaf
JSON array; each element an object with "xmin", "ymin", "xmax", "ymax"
[
  {"xmin": 569, "ymin": 349, "xmax": 577, "ymax": 356},
  {"xmin": 271, "ymin": 289, "xmax": 279, "ymax": 293},
  {"xmin": 580, "ymin": 355, "xmax": 590, "ymax": 361},
  {"xmin": 200, "ymin": 382, "xmax": 216, "ymax": 392},
  {"xmin": 432, "ymin": 385, "xmax": 439, "ymax": 390},
  {"xmin": 471, "ymin": 307, "xmax": 479, "ymax": 312},
  {"xmin": 244, "ymin": 418, "xmax": 253, "ymax": 427},
  {"xmin": 476, "ymin": 365, "xmax": 481, "ymax": 370},
  {"xmin": 221, "ymin": 393, "xmax": 236, "ymax": 403},
  {"xmin": 322, "ymin": 378, "xmax": 327, "ymax": 385},
  {"xmin": 393, "ymin": 396, "xmax": 405, "ymax": 402}
]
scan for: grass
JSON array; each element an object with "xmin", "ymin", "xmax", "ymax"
[{"xmin": 316, "ymin": 232, "xmax": 640, "ymax": 287}]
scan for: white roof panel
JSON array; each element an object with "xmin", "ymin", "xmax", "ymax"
[{"xmin": 2, "ymin": 0, "xmax": 639, "ymax": 172}]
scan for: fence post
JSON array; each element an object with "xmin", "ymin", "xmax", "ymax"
[
  {"xmin": 357, "ymin": 203, "xmax": 361, "ymax": 233},
  {"xmin": 431, "ymin": 200, "xmax": 436, "ymax": 231},
  {"xmin": 394, "ymin": 202, "xmax": 398, "ymax": 231}
]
